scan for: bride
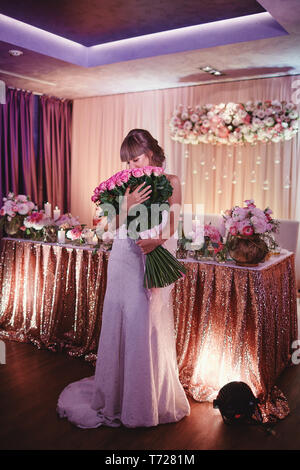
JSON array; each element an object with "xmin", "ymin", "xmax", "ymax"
[{"xmin": 57, "ymin": 128, "xmax": 191, "ymax": 428}]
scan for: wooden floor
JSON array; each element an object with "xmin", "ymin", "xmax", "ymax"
[{"xmin": 1, "ymin": 330, "xmax": 300, "ymax": 452}]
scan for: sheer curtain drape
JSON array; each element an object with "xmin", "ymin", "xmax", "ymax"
[
  {"xmin": 71, "ymin": 75, "xmax": 300, "ymax": 284},
  {"xmin": 0, "ymin": 88, "xmax": 37, "ymax": 205}
]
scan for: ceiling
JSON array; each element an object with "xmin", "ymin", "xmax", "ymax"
[{"xmin": 0, "ymin": 0, "xmax": 299, "ymax": 99}]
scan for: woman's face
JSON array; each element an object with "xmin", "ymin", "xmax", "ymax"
[{"xmin": 127, "ymin": 153, "xmax": 151, "ymax": 169}]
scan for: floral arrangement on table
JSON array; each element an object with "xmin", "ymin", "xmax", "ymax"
[
  {"xmin": 0, "ymin": 193, "xmax": 36, "ymax": 237},
  {"xmin": 169, "ymin": 101, "xmax": 299, "ymax": 146},
  {"xmin": 177, "ymin": 221, "xmax": 227, "ymax": 262},
  {"xmin": 223, "ymin": 199, "xmax": 279, "ymax": 238},
  {"xmin": 54, "ymin": 213, "xmax": 81, "ymax": 230},
  {"xmin": 91, "ymin": 166, "xmax": 187, "ymax": 288},
  {"xmin": 22, "ymin": 210, "xmax": 54, "ymax": 241},
  {"xmin": 223, "ymin": 199, "xmax": 280, "ymax": 265}
]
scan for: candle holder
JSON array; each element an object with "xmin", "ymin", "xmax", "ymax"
[
  {"xmin": 43, "ymin": 225, "xmax": 58, "ymax": 243},
  {"xmin": 187, "ymin": 250, "xmax": 196, "ymax": 259},
  {"xmin": 194, "ymin": 250, "xmax": 204, "ymax": 261}
]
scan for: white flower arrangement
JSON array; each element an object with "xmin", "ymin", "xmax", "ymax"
[{"xmin": 170, "ymin": 101, "xmax": 299, "ymax": 145}]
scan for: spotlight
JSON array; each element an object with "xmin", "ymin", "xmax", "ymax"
[
  {"xmin": 200, "ymin": 66, "xmax": 223, "ymax": 76},
  {"xmin": 213, "ymin": 381, "xmax": 262, "ymax": 425},
  {"xmin": 201, "ymin": 66, "xmax": 213, "ymax": 72}
]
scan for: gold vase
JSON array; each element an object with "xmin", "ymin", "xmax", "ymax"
[{"xmin": 227, "ymin": 234, "xmax": 268, "ymax": 266}]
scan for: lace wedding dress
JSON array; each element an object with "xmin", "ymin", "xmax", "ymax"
[{"xmin": 57, "ymin": 212, "xmax": 190, "ymax": 428}]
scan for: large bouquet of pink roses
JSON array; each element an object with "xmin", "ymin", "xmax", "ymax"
[{"xmin": 92, "ymin": 166, "xmax": 186, "ymax": 288}]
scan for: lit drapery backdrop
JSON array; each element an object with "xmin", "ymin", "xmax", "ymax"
[
  {"xmin": 0, "ymin": 88, "xmax": 38, "ymax": 205},
  {"xmin": 38, "ymin": 95, "xmax": 72, "ymax": 212},
  {"xmin": 0, "ymin": 88, "xmax": 72, "ymax": 214},
  {"xmin": 71, "ymin": 75, "xmax": 300, "ymax": 285}
]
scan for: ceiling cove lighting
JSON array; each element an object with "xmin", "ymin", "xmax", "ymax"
[{"xmin": 0, "ymin": 12, "xmax": 288, "ymax": 68}]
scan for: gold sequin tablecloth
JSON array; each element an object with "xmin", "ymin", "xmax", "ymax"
[
  {"xmin": 0, "ymin": 237, "xmax": 110, "ymax": 360},
  {"xmin": 0, "ymin": 237, "xmax": 298, "ymax": 422},
  {"xmin": 173, "ymin": 250, "xmax": 298, "ymax": 422}
]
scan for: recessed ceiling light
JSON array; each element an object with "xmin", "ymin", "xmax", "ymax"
[
  {"xmin": 8, "ymin": 49, "xmax": 23, "ymax": 56},
  {"xmin": 201, "ymin": 66, "xmax": 213, "ymax": 72},
  {"xmin": 200, "ymin": 65, "xmax": 224, "ymax": 76}
]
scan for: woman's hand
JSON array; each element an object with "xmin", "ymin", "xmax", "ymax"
[
  {"xmin": 123, "ymin": 182, "xmax": 152, "ymax": 212},
  {"xmin": 136, "ymin": 238, "xmax": 162, "ymax": 254}
]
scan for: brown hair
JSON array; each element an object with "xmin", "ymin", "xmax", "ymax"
[{"xmin": 120, "ymin": 129, "xmax": 166, "ymax": 167}]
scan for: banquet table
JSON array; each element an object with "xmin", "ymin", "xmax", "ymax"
[{"xmin": 0, "ymin": 237, "xmax": 298, "ymax": 423}]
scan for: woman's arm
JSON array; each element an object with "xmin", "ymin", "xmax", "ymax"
[{"xmin": 101, "ymin": 183, "xmax": 152, "ymax": 232}]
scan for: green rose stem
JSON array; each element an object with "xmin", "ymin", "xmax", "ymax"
[
  {"xmin": 147, "ymin": 253, "xmax": 163, "ymax": 287},
  {"xmin": 144, "ymin": 245, "xmax": 187, "ymax": 288}
]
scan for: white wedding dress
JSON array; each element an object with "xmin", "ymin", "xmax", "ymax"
[{"xmin": 57, "ymin": 212, "xmax": 190, "ymax": 428}]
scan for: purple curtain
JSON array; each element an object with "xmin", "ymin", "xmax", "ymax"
[
  {"xmin": 0, "ymin": 88, "xmax": 38, "ymax": 205},
  {"xmin": 38, "ymin": 96, "xmax": 72, "ymax": 213}
]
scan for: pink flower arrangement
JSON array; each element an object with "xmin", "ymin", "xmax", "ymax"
[
  {"xmin": 0, "ymin": 192, "xmax": 35, "ymax": 220},
  {"xmin": 66, "ymin": 225, "xmax": 83, "ymax": 241},
  {"xmin": 204, "ymin": 224, "xmax": 222, "ymax": 243},
  {"xmin": 23, "ymin": 210, "xmax": 52, "ymax": 231},
  {"xmin": 55, "ymin": 213, "xmax": 81, "ymax": 229},
  {"xmin": 170, "ymin": 101, "xmax": 299, "ymax": 145},
  {"xmin": 223, "ymin": 199, "xmax": 279, "ymax": 237}
]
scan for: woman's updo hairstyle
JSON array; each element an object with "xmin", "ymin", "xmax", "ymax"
[{"xmin": 120, "ymin": 129, "xmax": 166, "ymax": 168}]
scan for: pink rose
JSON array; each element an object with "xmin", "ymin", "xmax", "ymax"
[
  {"xmin": 244, "ymin": 199, "xmax": 256, "ymax": 208},
  {"xmin": 143, "ymin": 166, "xmax": 153, "ymax": 177},
  {"xmin": 106, "ymin": 178, "xmax": 116, "ymax": 190},
  {"xmin": 99, "ymin": 182, "xmax": 107, "ymax": 193},
  {"xmin": 18, "ymin": 203, "xmax": 30, "ymax": 215},
  {"xmin": 216, "ymin": 126, "xmax": 229, "ymax": 138},
  {"xmin": 67, "ymin": 226, "xmax": 82, "ymax": 240},
  {"xmin": 242, "ymin": 226, "xmax": 254, "ymax": 236},
  {"xmin": 153, "ymin": 167, "xmax": 164, "ymax": 176},
  {"xmin": 120, "ymin": 171, "xmax": 130, "ymax": 183},
  {"xmin": 0, "ymin": 208, "xmax": 5, "ymax": 216},
  {"xmin": 132, "ymin": 168, "xmax": 144, "ymax": 178},
  {"xmin": 115, "ymin": 177, "xmax": 124, "ymax": 187}
]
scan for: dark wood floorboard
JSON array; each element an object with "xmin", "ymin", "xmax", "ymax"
[{"xmin": 0, "ymin": 339, "xmax": 300, "ymax": 451}]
